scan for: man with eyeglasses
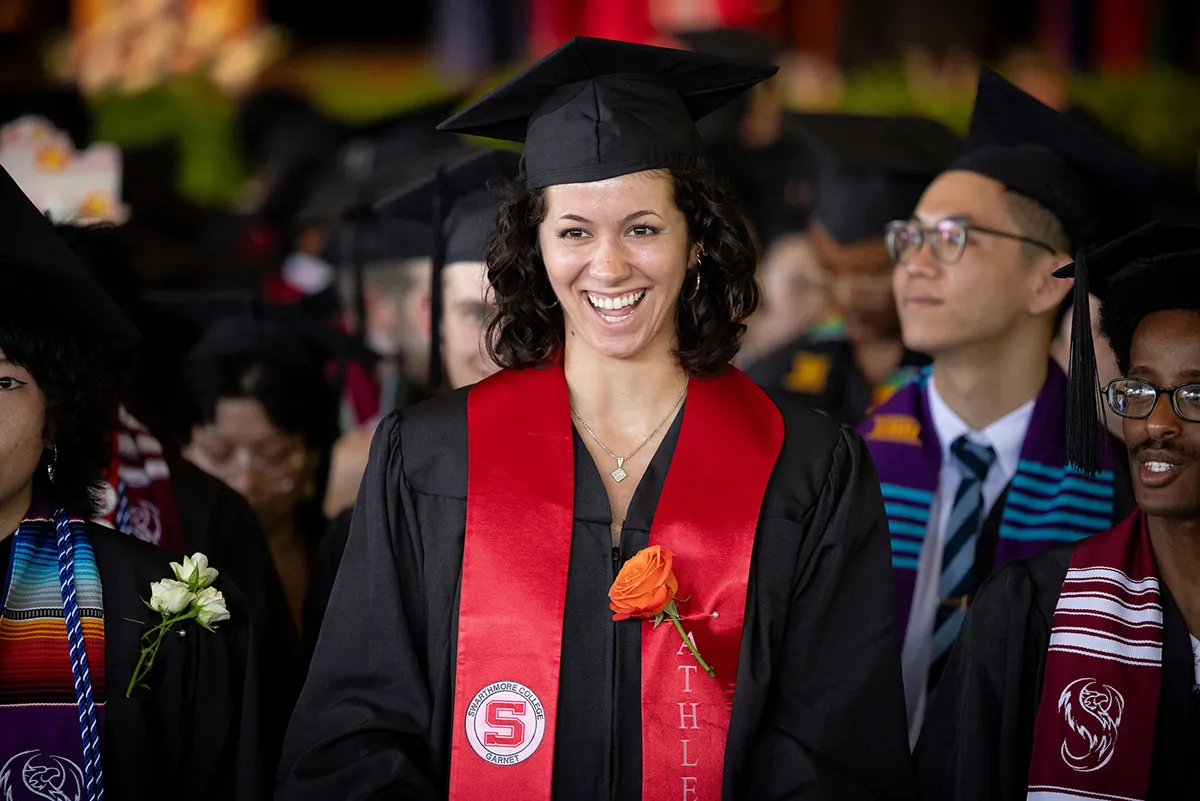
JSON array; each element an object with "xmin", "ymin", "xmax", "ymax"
[
  {"xmin": 858, "ymin": 70, "xmax": 1157, "ymax": 739},
  {"xmin": 916, "ymin": 221, "xmax": 1200, "ymax": 800},
  {"xmin": 743, "ymin": 113, "xmax": 961, "ymax": 425}
]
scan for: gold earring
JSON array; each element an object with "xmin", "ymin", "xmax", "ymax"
[{"xmin": 683, "ymin": 269, "xmax": 702, "ymax": 302}]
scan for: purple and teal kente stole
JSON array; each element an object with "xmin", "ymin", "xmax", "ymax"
[
  {"xmin": 859, "ymin": 363, "xmax": 1115, "ymax": 640},
  {"xmin": 0, "ymin": 496, "xmax": 106, "ymax": 800}
]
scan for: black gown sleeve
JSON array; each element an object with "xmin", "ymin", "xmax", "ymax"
[
  {"xmin": 914, "ymin": 560, "xmax": 1052, "ymax": 801},
  {"xmin": 275, "ymin": 412, "xmax": 439, "ymax": 801},
  {"xmin": 745, "ymin": 427, "xmax": 915, "ymax": 800}
]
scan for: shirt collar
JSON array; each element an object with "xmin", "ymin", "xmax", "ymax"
[{"xmin": 927, "ymin": 375, "xmax": 1035, "ymax": 479}]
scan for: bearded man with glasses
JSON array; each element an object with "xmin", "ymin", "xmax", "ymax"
[
  {"xmin": 857, "ymin": 69, "xmax": 1157, "ymax": 741},
  {"xmin": 917, "ymin": 222, "xmax": 1200, "ymax": 801}
]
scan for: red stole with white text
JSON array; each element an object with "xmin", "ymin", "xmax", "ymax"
[{"xmin": 449, "ymin": 365, "xmax": 783, "ymax": 800}]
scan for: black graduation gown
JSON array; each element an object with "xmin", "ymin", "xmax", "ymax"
[
  {"xmin": 276, "ymin": 386, "xmax": 914, "ymax": 801},
  {"xmin": 0, "ymin": 524, "xmax": 262, "ymax": 800},
  {"xmin": 167, "ymin": 455, "xmax": 302, "ymax": 774},
  {"xmin": 915, "ymin": 543, "xmax": 1200, "ymax": 801},
  {"xmin": 744, "ymin": 335, "xmax": 930, "ymax": 426}
]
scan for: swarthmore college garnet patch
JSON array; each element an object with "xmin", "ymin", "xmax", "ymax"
[{"xmin": 465, "ymin": 681, "xmax": 547, "ymax": 765}]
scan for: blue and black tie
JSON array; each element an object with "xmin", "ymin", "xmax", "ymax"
[{"xmin": 928, "ymin": 436, "xmax": 995, "ymax": 689}]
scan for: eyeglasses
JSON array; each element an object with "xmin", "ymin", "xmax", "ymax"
[
  {"xmin": 885, "ymin": 217, "xmax": 1059, "ymax": 265},
  {"xmin": 189, "ymin": 438, "xmax": 307, "ymax": 477},
  {"xmin": 1103, "ymin": 378, "xmax": 1200, "ymax": 423}
]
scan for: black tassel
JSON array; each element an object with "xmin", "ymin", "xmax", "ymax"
[
  {"xmin": 428, "ymin": 166, "xmax": 446, "ymax": 390},
  {"xmin": 1064, "ymin": 248, "xmax": 1105, "ymax": 476}
]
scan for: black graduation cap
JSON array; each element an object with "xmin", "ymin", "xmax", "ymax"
[
  {"xmin": 438, "ymin": 36, "xmax": 777, "ymax": 189},
  {"xmin": 951, "ymin": 70, "xmax": 1157, "ymax": 250},
  {"xmin": 788, "ymin": 112, "xmax": 964, "ymax": 245},
  {"xmin": 339, "ymin": 95, "xmax": 470, "ymax": 181},
  {"xmin": 673, "ymin": 28, "xmax": 784, "ymax": 65},
  {"xmin": 375, "ymin": 148, "xmax": 520, "ymax": 264},
  {"xmin": 672, "ymin": 28, "xmax": 783, "ymax": 143},
  {"xmin": 0, "ymin": 166, "xmax": 140, "ymax": 354},
  {"xmin": 951, "ymin": 71, "xmax": 1158, "ymax": 475},
  {"xmin": 180, "ymin": 295, "xmax": 343, "ymax": 368},
  {"xmin": 373, "ymin": 148, "xmax": 521, "ymax": 388},
  {"xmin": 1054, "ymin": 222, "xmax": 1200, "ymax": 474}
]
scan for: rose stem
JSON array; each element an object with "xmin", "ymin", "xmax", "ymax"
[{"xmin": 670, "ymin": 610, "xmax": 716, "ymax": 678}]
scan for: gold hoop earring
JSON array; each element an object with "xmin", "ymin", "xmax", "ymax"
[
  {"xmin": 538, "ymin": 294, "xmax": 559, "ymax": 310},
  {"xmin": 683, "ymin": 269, "xmax": 702, "ymax": 302}
]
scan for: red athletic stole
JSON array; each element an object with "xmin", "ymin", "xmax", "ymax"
[{"xmin": 449, "ymin": 365, "xmax": 783, "ymax": 800}]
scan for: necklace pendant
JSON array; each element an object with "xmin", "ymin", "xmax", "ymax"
[{"xmin": 611, "ymin": 457, "xmax": 627, "ymax": 483}]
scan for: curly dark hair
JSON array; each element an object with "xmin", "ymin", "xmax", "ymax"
[
  {"xmin": 1100, "ymin": 265, "xmax": 1200, "ymax": 374},
  {"xmin": 0, "ymin": 264, "xmax": 117, "ymax": 517},
  {"xmin": 485, "ymin": 162, "xmax": 760, "ymax": 378}
]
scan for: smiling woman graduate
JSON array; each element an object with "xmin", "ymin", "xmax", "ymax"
[
  {"xmin": 916, "ymin": 222, "xmax": 1200, "ymax": 801},
  {"xmin": 276, "ymin": 36, "xmax": 912, "ymax": 801}
]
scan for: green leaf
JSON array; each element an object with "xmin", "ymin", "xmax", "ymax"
[{"xmin": 652, "ymin": 612, "xmax": 665, "ymax": 628}]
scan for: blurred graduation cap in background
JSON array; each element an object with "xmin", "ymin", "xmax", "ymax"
[
  {"xmin": 789, "ymin": 112, "xmax": 964, "ymax": 245},
  {"xmin": 950, "ymin": 69, "xmax": 1159, "ymax": 472},
  {"xmin": 438, "ymin": 36, "xmax": 777, "ymax": 189},
  {"xmin": 0, "ymin": 164, "xmax": 140, "ymax": 355},
  {"xmin": 374, "ymin": 147, "xmax": 521, "ymax": 388},
  {"xmin": 672, "ymin": 27, "xmax": 784, "ymax": 144}
]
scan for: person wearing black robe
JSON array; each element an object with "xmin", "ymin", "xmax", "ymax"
[
  {"xmin": 0, "ymin": 167, "xmax": 261, "ymax": 799},
  {"xmin": 278, "ymin": 37, "xmax": 912, "ymax": 801},
  {"xmin": 55, "ymin": 223, "xmax": 302, "ymax": 773},
  {"xmin": 916, "ymin": 222, "xmax": 1200, "ymax": 800}
]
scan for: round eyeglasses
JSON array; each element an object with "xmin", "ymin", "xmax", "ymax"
[
  {"xmin": 1103, "ymin": 378, "xmax": 1200, "ymax": 423},
  {"xmin": 885, "ymin": 217, "xmax": 1058, "ymax": 265}
]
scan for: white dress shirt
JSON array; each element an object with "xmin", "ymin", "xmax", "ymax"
[{"xmin": 902, "ymin": 375, "xmax": 1035, "ymax": 743}]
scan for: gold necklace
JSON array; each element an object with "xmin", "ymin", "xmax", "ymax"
[{"xmin": 572, "ymin": 382, "xmax": 688, "ymax": 483}]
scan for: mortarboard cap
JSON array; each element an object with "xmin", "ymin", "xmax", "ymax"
[
  {"xmin": 340, "ymin": 95, "xmax": 469, "ymax": 179},
  {"xmin": 0, "ymin": 166, "xmax": 140, "ymax": 354},
  {"xmin": 375, "ymin": 148, "xmax": 521, "ymax": 264},
  {"xmin": 672, "ymin": 28, "xmax": 783, "ymax": 143},
  {"xmin": 181, "ymin": 296, "xmax": 344, "ymax": 368},
  {"xmin": 953, "ymin": 72, "xmax": 1159, "ymax": 475},
  {"xmin": 673, "ymin": 28, "xmax": 784, "ymax": 65},
  {"xmin": 1055, "ymin": 222, "xmax": 1200, "ymax": 474},
  {"xmin": 789, "ymin": 112, "xmax": 963, "ymax": 245},
  {"xmin": 951, "ymin": 70, "xmax": 1157, "ymax": 250},
  {"xmin": 373, "ymin": 148, "xmax": 521, "ymax": 388},
  {"xmin": 438, "ymin": 36, "xmax": 777, "ymax": 189}
]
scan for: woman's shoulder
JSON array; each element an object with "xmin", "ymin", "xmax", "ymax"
[
  {"xmin": 86, "ymin": 522, "xmax": 250, "ymax": 616},
  {"xmin": 376, "ymin": 386, "xmax": 472, "ymax": 498}
]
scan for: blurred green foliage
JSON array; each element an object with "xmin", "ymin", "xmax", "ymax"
[{"xmin": 90, "ymin": 63, "xmax": 1199, "ymax": 206}]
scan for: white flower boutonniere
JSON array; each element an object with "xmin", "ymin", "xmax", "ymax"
[{"xmin": 126, "ymin": 553, "xmax": 231, "ymax": 697}]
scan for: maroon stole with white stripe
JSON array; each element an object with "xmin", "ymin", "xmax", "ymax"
[{"xmin": 1027, "ymin": 510, "xmax": 1162, "ymax": 801}]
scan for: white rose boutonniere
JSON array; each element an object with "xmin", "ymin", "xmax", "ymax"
[
  {"xmin": 170, "ymin": 553, "xmax": 219, "ymax": 589},
  {"xmin": 126, "ymin": 552, "xmax": 231, "ymax": 697}
]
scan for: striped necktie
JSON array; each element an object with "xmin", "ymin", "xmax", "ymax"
[{"xmin": 929, "ymin": 435, "xmax": 996, "ymax": 689}]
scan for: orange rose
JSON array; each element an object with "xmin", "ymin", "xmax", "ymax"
[{"xmin": 609, "ymin": 545, "xmax": 678, "ymax": 621}]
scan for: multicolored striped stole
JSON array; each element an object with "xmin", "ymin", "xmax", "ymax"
[
  {"xmin": 0, "ymin": 504, "xmax": 106, "ymax": 800},
  {"xmin": 859, "ymin": 363, "xmax": 1116, "ymax": 640}
]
